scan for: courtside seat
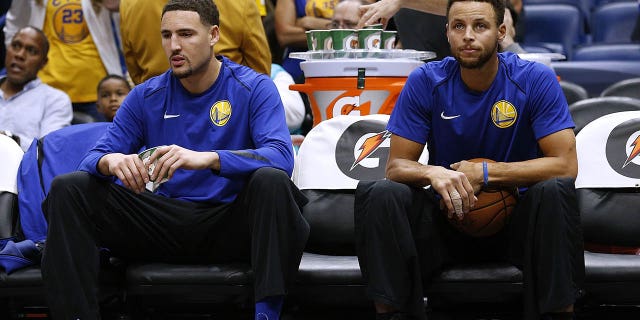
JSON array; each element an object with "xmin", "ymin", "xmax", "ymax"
[
  {"xmin": 591, "ymin": 2, "xmax": 639, "ymax": 43},
  {"xmin": 572, "ymin": 44, "xmax": 640, "ymax": 61},
  {"xmin": 601, "ymin": 77, "xmax": 640, "ymax": 99},
  {"xmin": 574, "ymin": 111, "xmax": 640, "ymax": 305},
  {"xmin": 523, "ymin": 4, "xmax": 583, "ymax": 59},
  {"xmin": 125, "ymin": 262, "xmax": 253, "ymax": 306},
  {"xmin": 551, "ymin": 60, "xmax": 640, "ymax": 96},
  {"xmin": 583, "ymin": 252, "xmax": 640, "ymax": 305},
  {"xmin": 560, "ymin": 80, "xmax": 589, "ymax": 105},
  {"xmin": 568, "ymin": 96, "xmax": 640, "ymax": 133}
]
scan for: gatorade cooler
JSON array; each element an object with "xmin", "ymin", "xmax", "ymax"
[{"xmin": 289, "ymin": 51, "xmax": 433, "ymax": 127}]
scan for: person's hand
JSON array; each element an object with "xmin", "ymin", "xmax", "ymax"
[
  {"xmin": 357, "ymin": 0, "xmax": 402, "ymax": 29},
  {"xmin": 146, "ymin": 144, "xmax": 219, "ymax": 183},
  {"xmin": 450, "ymin": 160, "xmax": 484, "ymax": 194},
  {"xmin": 101, "ymin": 153, "xmax": 149, "ymax": 193},
  {"xmin": 428, "ymin": 166, "xmax": 476, "ymax": 220}
]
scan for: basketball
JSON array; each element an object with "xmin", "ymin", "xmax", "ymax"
[{"xmin": 445, "ymin": 158, "xmax": 518, "ymax": 237}]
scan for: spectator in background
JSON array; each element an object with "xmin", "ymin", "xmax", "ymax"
[
  {"xmin": 0, "ymin": 0, "xmax": 12, "ymax": 73},
  {"xmin": 357, "ymin": 0, "xmax": 525, "ymax": 59},
  {"xmin": 3, "ymin": 0, "xmax": 125, "ymax": 122},
  {"xmin": 275, "ymin": 0, "xmax": 339, "ymax": 83},
  {"xmin": 499, "ymin": 0, "xmax": 526, "ymax": 54},
  {"xmin": 271, "ymin": 63, "xmax": 306, "ymax": 133},
  {"xmin": 119, "ymin": 0, "xmax": 271, "ymax": 85},
  {"xmin": 0, "ymin": 26, "xmax": 72, "ymax": 151},
  {"xmin": 95, "ymin": 74, "xmax": 130, "ymax": 122},
  {"xmin": 331, "ymin": 0, "xmax": 370, "ymax": 29}
]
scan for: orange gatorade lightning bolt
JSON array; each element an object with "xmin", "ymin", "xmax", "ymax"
[
  {"xmin": 351, "ymin": 130, "xmax": 391, "ymax": 170},
  {"xmin": 623, "ymin": 135, "xmax": 640, "ymax": 168}
]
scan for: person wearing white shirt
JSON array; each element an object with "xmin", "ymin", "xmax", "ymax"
[{"xmin": 0, "ymin": 26, "xmax": 72, "ymax": 151}]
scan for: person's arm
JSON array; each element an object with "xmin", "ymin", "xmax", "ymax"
[
  {"xmin": 385, "ymin": 134, "xmax": 477, "ymax": 219},
  {"xmin": 79, "ymin": 85, "xmax": 146, "ymax": 190},
  {"xmin": 451, "ymin": 129, "xmax": 577, "ymax": 190},
  {"xmin": 357, "ymin": 0, "xmax": 448, "ymax": 28},
  {"xmin": 119, "ymin": 0, "xmax": 144, "ymax": 84},
  {"xmin": 240, "ymin": 0, "xmax": 272, "ymax": 75},
  {"xmin": 272, "ymin": 66, "xmax": 305, "ymax": 131},
  {"xmin": 216, "ymin": 76, "xmax": 295, "ymax": 177},
  {"xmin": 275, "ymin": 0, "xmax": 324, "ymax": 48},
  {"xmin": 3, "ymin": 1, "xmax": 29, "ymax": 49},
  {"xmin": 147, "ymin": 76, "xmax": 294, "ymax": 184},
  {"xmin": 452, "ymin": 65, "xmax": 577, "ymax": 188}
]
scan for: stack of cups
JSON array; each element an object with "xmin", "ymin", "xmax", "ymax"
[{"xmin": 305, "ymin": 25, "xmax": 398, "ymax": 58}]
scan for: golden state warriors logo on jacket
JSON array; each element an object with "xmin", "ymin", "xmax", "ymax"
[
  {"xmin": 210, "ymin": 100, "xmax": 232, "ymax": 126},
  {"xmin": 491, "ymin": 100, "xmax": 517, "ymax": 128}
]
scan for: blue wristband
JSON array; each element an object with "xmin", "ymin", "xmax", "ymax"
[{"xmin": 482, "ymin": 161, "xmax": 489, "ymax": 187}]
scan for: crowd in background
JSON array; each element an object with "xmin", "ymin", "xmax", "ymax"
[{"xmin": 0, "ymin": 0, "xmax": 639, "ymax": 148}]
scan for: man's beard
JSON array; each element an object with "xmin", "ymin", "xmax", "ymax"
[
  {"xmin": 173, "ymin": 60, "xmax": 193, "ymax": 79},
  {"xmin": 172, "ymin": 54, "xmax": 212, "ymax": 79},
  {"xmin": 455, "ymin": 40, "xmax": 498, "ymax": 69}
]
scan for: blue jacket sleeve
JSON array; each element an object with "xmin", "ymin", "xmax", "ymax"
[
  {"xmin": 77, "ymin": 87, "xmax": 146, "ymax": 177},
  {"xmin": 216, "ymin": 77, "xmax": 294, "ymax": 178}
]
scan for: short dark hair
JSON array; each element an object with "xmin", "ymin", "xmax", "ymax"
[
  {"xmin": 162, "ymin": 0, "xmax": 220, "ymax": 27},
  {"xmin": 446, "ymin": 0, "xmax": 505, "ymax": 27},
  {"xmin": 15, "ymin": 26, "xmax": 50, "ymax": 58},
  {"xmin": 97, "ymin": 74, "xmax": 132, "ymax": 93}
]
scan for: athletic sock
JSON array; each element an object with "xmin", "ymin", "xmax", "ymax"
[{"xmin": 255, "ymin": 295, "xmax": 284, "ymax": 320}]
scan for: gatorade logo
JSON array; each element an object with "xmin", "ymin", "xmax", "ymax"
[
  {"xmin": 335, "ymin": 120, "xmax": 390, "ymax": 180},
  {"xmin": 605, "ymin": 118, "xmax": 640, "ymax": 178}
]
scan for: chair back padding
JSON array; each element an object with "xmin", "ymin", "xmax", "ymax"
[
  {"xmin": 573, "ymin": 44, "xmax": 640, "ymax": 61},
  {"xmin": 551, "ymin": 60, "xmax": 640, "ymax": 97},
  {"xmin": 576, "ymin": 111, "xmax": 640, "ymax": 247},
  {"xmin": 524, "ymin": 4, "xmax": 582, "ymax": 58},
  {"xmin": 569, "ymin": 97, "xmax": 640, "ymax": 134},
  {"xmin": 560, "ymin": 80, "xmax": 589, "ymax": 106},
  {"xmin": 293, "ymin": 115, "xmax": 390, "ymax": 254},
  {"xmin": 591, "ymin": 2, "xmax": 639, "ymax": 43},
  {"xmin": 601, "ymin": 77, "xmax": 640, "ymax": 100}
]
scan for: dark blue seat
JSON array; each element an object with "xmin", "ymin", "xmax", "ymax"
[
  {"xmin": 521, "ymin": 0, "xmax": 591, "ymax": 33},
  {"xmin": 572, "ymin": 43, "xmax": 640, "ymax": 61},
  {"xmin": 551, "ymin": 60, "xmax": 640, "ymax": 96},
  {"xmin": 591, "ymin": 2, "xmax": 640, "ymax": 43},
  {"xmin": 523, "ymin": 4, "xmax": 584, "ymax": 59}
]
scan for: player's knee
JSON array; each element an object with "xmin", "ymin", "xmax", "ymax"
[
  {"xmin": 358, "ymin": 180, "xmax": 411, "ymax": 222},
  {"xmin": 366, "ymin": 179, "xmax": 410, "ymax": 204},
  {"xmin": 248, "ymin": 167, "xmax": 289, "ymax": 188},
  {"xmin": 536, "ymin": 177, "xmax": 576, "ymax": 198},
  {"xmin": 48, "ymin": 171, "xmax": 93, "ymax": 198}
]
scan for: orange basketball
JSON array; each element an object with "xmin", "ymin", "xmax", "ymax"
[{"xmin": 445, "ymin": 158, "xmax": 518, "ymax": 237}]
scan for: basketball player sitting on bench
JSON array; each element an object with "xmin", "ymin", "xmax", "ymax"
[{"xmin": 353, "ymin": 0, "xmax": 584, "ymax": 319}]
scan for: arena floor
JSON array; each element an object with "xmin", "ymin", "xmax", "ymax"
[{"xmin": 93, "ymin": 304, "xmax": 640, "ymax": 320}]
